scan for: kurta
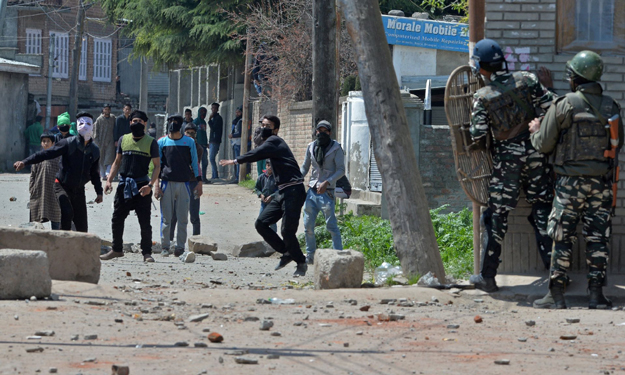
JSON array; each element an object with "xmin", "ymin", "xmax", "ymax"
[
  {"xmin": 93, "ymin": 114, "xmax": 117, "ymax": 165},
  {"xmin": 29, "ymin": 157, "xmax": 61, "ymax": 223}
]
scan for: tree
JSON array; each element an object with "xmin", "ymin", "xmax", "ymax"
[{"xmin": 100, "ymin": 0, "xmax": 253, "ymax": 66}]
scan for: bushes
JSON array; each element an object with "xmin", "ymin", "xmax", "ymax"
[{"xmin": 299, "ymin": 204, "xmax": 474, "ymax": 279}]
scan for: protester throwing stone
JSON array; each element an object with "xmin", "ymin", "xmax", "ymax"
[
  {"xmin": 219, "ymin": 115, "xmax": 308, "ymax": 276},
  {"xmin": 300, "ymin": 120, "xmax": 345, "ymax": 265},
  {"xmin": 101, "ymin": 110, "xmax": 160, "ymax": 263},
  {"xmin": 14, "ymin": 112, "xmax": 103, "ymax": 232}
]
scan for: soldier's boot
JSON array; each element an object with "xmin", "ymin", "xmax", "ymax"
[
  {"xmin": 533, "ymin": 290, "xmax": 555, "ymax": 309},
  {"xmin": 588, "ymin": 280, "xmax": 612, "ymax": 309},
  {"xmin": 549, "ymin": 283, "xmax": 567, "ymax": 309},
  {"xmin": 470, "ymin": 274, "xmax": 499, "ymax": 293}
]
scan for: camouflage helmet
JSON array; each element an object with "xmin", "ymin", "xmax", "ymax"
[{"xmin": 566, "ymin": 50, "xmax": 603, "ymax": 82}]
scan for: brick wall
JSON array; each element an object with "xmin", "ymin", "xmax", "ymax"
[
  {"xmin": 485, "ymin": 0, "xmax": 625, "ymax": 274},
  {"xmin": 17, "ymin": 0, "xmax": 118, "ymax": 106}
]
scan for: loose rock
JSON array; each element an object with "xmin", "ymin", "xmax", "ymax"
[
  {"xmin": 474, "ymin": 316, "xmax": 483, "ymax": 324},
  {"xmin": 260, "ymin": 320, "xmax": 274, "ymax": 331},
  {"xmin": 566, "ymin": 318, "xmax": 580, "ymax": 324},
  {"xmin": 194, "ymin": 342, "xmax": 208, "ymax": 348},
  {"xmin": 235, "ymin": 356, "xmax": 259, "ymax": 365},
  {"xmin": 188, "ymin": 313, "xmax": 210, "ymax": 323},
  {"xmin": 494, "ymin": 359, "xmax": 510, "ymax": 365},
  {"xmin": 560, "ymin": 335, "xmax": 577, "ymax": 340},
  {"xmin": 174, "ymin": 341, "xmax": 189, "ymax": 347},
  {"xmin": 84, "ymin": 334, "xmax": 98, "ymax": 340},
  {"xmin": 111, "ymin": 365, "xmax": 130, "ymax": 375},
  {"xmin": 26, "ymin": 347, "xmax": 44, "ymax": 353},
  {"xmin": 208, "ymin": 332, "xmax": 224, "ymax": 343},
  {"xmin": 34, "ymin": 330, "xmax": 55, "ymax": 337},
  {"xmin": 525, "ymin": 320, "xmax": 536, "ymax": 327}
]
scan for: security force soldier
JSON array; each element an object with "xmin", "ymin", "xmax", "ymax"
[
  {"xmin": 469, "ymin": 39, "xmax": 555, "ymax": 292},
  {"xmin": 530, "ymin": 51, "xmax": 623, "ymax": 309}
]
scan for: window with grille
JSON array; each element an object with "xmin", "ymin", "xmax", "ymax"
[
  {"xmin": 25, "ymin": 29, "xmax": 42, "ymax": 54},
  {"xmin": 79, "ymin": 39, "xmax": 87, "ymax": 81},
  {"xmin": 93, "ymin": 38, "xmax": 112, "ymax": 82},
  {"xmin": 557, "ymin": 0, "xmax": 625, "ymax": 53},
  {"xmin": 50, "ymin": 32, "xmax": 69, "ymax": 79}
]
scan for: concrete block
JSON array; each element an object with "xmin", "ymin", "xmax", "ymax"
[
  {"xmin": 0, "ymin": 227, "xmax": 100, "ymax": 284},
  {"xmin": 188, "ymin": 235, "xmax": 218, "ymax": 255},
  {"xmin": 314, "ymin": 249, "xmax": 365, "ymax": 290},
  {"xmin": 345, "ymin": 199, "xmax": 381, "ymax": 217},
  {"xmin": 232, "ymin": 241, "xmax": 275, "ymax": 257},
  {"xmin": 0, "ymin": 249, "xmax": 51, "ymax": 299}
]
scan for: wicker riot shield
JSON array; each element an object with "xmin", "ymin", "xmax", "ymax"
[{"xmin": 444, "ymin": 65, "xmax": 492, "ymax": 207}]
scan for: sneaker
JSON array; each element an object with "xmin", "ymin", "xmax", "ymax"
[
  {"xmin": 469, "ymin": 274, "xmax": 499, "ymax": 293},
  {"xmin": 161, "ymin": 249, "xmax": 170, "ymax": 257},
  {"xmin": 100, "ymin": 250, "xmax": 124, "ymax": 261},
  {"xmin": 143, "ymin": 254, "xmax": 155, "ymax": 263},
  {"xmin": 275, "ymin": 254, "xmax": 293, "ymax": 270},
  {"xmin": 293, "ymin": 262, "xmax": 308, "ymax": 277},
  {"xmin": 306, "ymin": 253, "xmax": 315, "ymax": 265},
  {"xmin": 173, "ymin": 247, "xmax": 185, "ymax": 257},
  {"xmin": 180, "ymin": 251, "xmax": 196, "ymax": 263}
]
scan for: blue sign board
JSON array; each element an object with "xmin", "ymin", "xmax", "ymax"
[{"xmin": 382, "ymin": 15, "xmax": 469, "ymax": 53}]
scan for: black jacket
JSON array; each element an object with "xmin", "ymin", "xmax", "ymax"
[
  {"xmin": 23, "ymin": 135, "xmax": 103, "ymax": 195},
  {"xmin": 208, "ymin": 114, "xmax": 223, "ymax": 144},
  {"xmin": 237, "ymin": 135, "xmax": 303, "ymax": 188},
  {"xmin": 114, "ymin": 115, "xmax": 131, "ymax": 142}
]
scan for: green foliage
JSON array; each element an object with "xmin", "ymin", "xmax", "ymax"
[
  {"xmin": 299, "ymin": 204, "xmax": 474, "ymax": 279},
  {"xmin": 340, "ymin": 75, "xmax": 361, "ymax": 96},
  {"xmin": 100, "ymin": 0, "xmax": 250, "ymax": 66},
  {"xmin": 430, "ymin": 205, "xmax": 474, "ymax": 278},
  {"xmin": 378, "ymin": 0, "xmax": 426, "ymax": 15},
  {"xmin": 238, "ymin": 174, "xmax": 256, "ymax": 190},
  {"xmin": 420, "ymin": 0, "xmax": 467, "ymax": 20}
]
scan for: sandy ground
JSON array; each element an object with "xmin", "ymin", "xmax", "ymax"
[{"xmin": 1, "ymin": 174, "xmax": 625, "ymax": 374}]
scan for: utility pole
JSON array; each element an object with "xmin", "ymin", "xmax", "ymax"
[
  {"xmin": 312, "ymin": 0, "xmax": 337, "ymax": 137},
  {"xmin": 0, "ymin": 0, "xmax": 8, "ymax": 38},
  {"xmin": 336, "ymin": 0, "xmax": 446, "ymax": 280},
  {"xmin": 139, "ymin": 57, "xmax": 148, "ymax": 113},
  {"xmin": 239, "ymin": 35, "xmax": 252, "ymax": 182},
  {"xmin": 46, "ymin": 34, "xmax": 55, "ymax": 130},
  {"xmin": 68, "ymin": 0, "xmax": 85, "ymax": 121},
  {"xmin": 468, "ymin": 0, "xmax": 485, "ymax": 274}
]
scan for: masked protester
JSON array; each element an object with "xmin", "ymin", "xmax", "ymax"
[
  {"xmin": 154, "ymin": 113, "xmax": 203, "ymax": 261},
  {"xmin": 220, "ymin": 115, "xmax": 308, "ymax": 277},
  {"xmin": 54, "ymin": 112, "xmax": 72, "ymax": 143},
  {"xmin": 300, "ymin": 120, "xmax": 345, "ymax": 264},
  {"xmin": 469, "ymin": 39, "xmax": 556, "ymax": 293},
  {"xmin": 14, "ymin": 111, "xmax": 103, "ymax": 232},
  {"xmin": 101, "ymin": 110, "xmax": 161, "ymax": 263},
  {"xmin": 530, "ymin": 51, "xmax": 624, "ymax": 310}
]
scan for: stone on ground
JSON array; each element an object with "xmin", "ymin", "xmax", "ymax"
[
  {"xmin": 0, "ymin": 249, "xmax": 51, "ymax": 299},
  {"xmin": 0, "ymin": 227, "xmax": 101, "ymax": 283},
  {"xmin": 232, "ymin": 241, "xmax": 275, "ymax": 257},
  {"xmin": 314, "ymin": 249, "xmax": 364, "ymax": 290},
  {"xmin": 188, "ymin": 235, "xmax": 218, "ymax": 255}
]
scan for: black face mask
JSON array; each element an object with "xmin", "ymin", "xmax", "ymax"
[
  {"xmin": 58, "ymin": 125, "xmax": 70, "ymax": 133},
  {"xmin": 130, "ymin": 123, "xmax": 145, "ymax": 137},
  {"xmin": 168, "ymin": 120, "xmax": 182, "ymax": 133},
  {"xmin": 261, "ymin": 127, "xmax": 274, "ymax": 139},
  {"xmin": 316, "ymin": 132, "xmax": 331, "ymax": 148}
]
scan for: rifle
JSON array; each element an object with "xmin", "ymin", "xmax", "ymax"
[{"xmin": 604, "ymin": 114, "xmax": 621, "ymax": 212}]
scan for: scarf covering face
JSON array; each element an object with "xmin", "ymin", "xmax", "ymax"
[
  {"xmin": 77, "ymin": 116, "xmax": 93, "ymax": 141},
  {"xmin": 314, "ymin": 132, "xmax": 331, "ymax": 167}
]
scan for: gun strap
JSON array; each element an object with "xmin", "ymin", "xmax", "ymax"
[{"xmin": 576, "ymin": 91, "xmax": 610, "ymax": 126}]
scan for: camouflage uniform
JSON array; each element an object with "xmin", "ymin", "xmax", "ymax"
[
  {"xmin": 531, "ymin": 82, "xmax": 623, "ymax": 287},
  {"xmin": 471, "ymin": 71, "xmax": 555, "ymax": 278}
]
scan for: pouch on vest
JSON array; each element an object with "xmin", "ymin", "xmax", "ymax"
[
  {"xmin": 478, "ymin": 72, "xmax": 535, "ymax": 141},
  {"xmin": 553, "ymin": 92, "xmax": 613, "ymax": 166}
]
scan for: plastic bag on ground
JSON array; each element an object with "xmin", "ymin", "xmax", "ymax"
[
  {"xmin": 417, "ymin": 271, "xmax": 441, "ymax": 287},
  {"xmin": 374, "ymin": 262, "xmax": 403, "ymax": 286}
]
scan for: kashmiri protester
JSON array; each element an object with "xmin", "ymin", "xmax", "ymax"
[
  {"xmin": 15, "ymin": 111, "xmax": 103, "ymax": 232},
  {"xmin": 93, "ymin": 104, "xmax": 116, "ymax": 180},
  {"xmin": 28, "ymin": 132, "xmax": 61, "ymax": 230}
]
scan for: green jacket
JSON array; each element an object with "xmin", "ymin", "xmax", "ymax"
[
  {"xmin": 531, "ymin": 82, "xmax": 623, "ymax": 176},
  {"xmin": 24, "ymin": 122, "xmax": 43, "ymax": 146}
]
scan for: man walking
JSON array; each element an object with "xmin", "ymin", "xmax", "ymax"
[
  {"xmin": 114, "ymin": 103, "xmax": 132, "ymax": 148},
  {"xmin": 14, "ymin": 112, "xmax": 103, "ymax": 232},
  {"xmin": 220, "ymin": 115, "xmax": 308, "ymax": 276},
  {"xmin": 155, "ymin": 113, "xmax": 203, "ymax": 258},
  {"xmin": 101, "ymin": 110, "xmax": 160, "ymax": 263},
  {"xmin": 229, "ymin": 106, "xmax": 243, "ymax": 179},
  {"xmin": 300, "ymin": 120, "xmax": 345, "ymax": 264},
  {"xmin": 530, "ymin": 51, "xmax": 622, "ymax": 309},
  {"xmin": 207, "ymin": 103, "xmax": 223, "ymax": 181},
  {"xmin": 469, "ymin": 39, "xmax": 555, "ymax": 292},
  {"xmin": 194, "ymin": 107, "xmax": 209, "ymax": 182},
  {"xmin": 93, "ymin": 104, "xmax": 116, "ymax": 180}
]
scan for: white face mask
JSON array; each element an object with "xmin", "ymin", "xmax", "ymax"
[{"xmin": 77, "ymin": 116, "xmax": 93, "ymax": 141}]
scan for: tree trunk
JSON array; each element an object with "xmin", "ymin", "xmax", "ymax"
[
  {"xmin": 312, "ymin": 0, "xmax": 337, "ymax": 136},
  {"xmin": 336, "ymin": 0, "xmax": 446, "ymax": 280}
]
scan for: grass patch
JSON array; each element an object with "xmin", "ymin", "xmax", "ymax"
[
  {"xmin": 299, "ymin": 204, "xmax": 474, "ymax": 280},
  {"xmin": 238, "ymin": 174, "xmax": 256, "ymax": 190}
]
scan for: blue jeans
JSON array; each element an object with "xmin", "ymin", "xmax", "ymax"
[
  {"xmin": 200, "ymin": 145, "xmax": 208, "ymax": 180},
  {"xmin": 303, "ymin": 188, "xmax": 343, "ymax": 258},
  {"xmin": 260, "ymin": 201, "xmax": 277, "ymax": 232},
  {"xmin": 233, "ymin": 144, "xmax": 241, "ymax": 179},
  {"xmin": 208, "ymin": 143, "xmax": 219, "ymax": 179}
]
